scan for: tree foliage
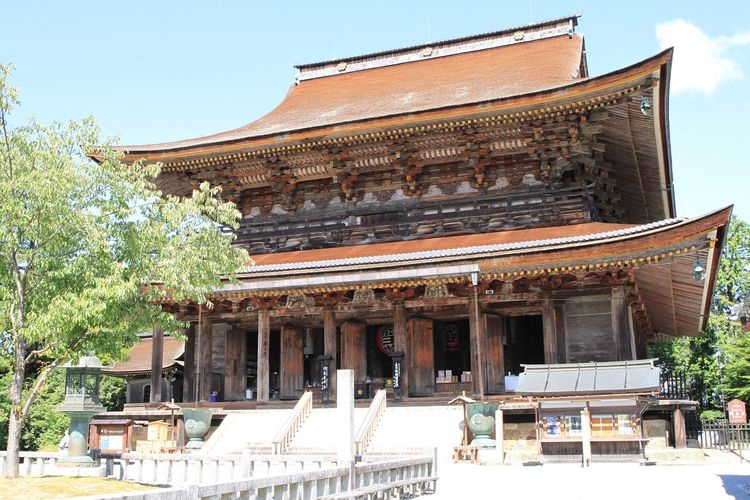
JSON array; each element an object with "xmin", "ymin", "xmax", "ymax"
[{"xmin": 0, "ymin": 64, "xmax": 250, "ymax": 475}]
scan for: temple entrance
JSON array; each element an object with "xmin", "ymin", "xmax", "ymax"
[
  {"xmin": 433, "ymin": 320, "xmax": 471, "ymax": 392},
  {"xmin": 367, "ymin": 325, "xmax": 393, "ymax": 380},
  {"xmin": 504, "ymin": 315, "xmax": 544, "ymax": 375}
]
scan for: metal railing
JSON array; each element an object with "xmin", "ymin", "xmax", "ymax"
[
  {"xmin": 354, "ymin": 389, "xmax": 387, "ymax": 455},
  {"xmin": 272, "ymin": 390, "xmax": 313, "ymax": 454}
]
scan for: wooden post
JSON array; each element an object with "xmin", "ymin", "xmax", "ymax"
[
  {"xmin": 581, "ymin": 407, "xmax": 592, "ymax": 467},
  {"xmin": 555, "ymin": 302, "xmax": 567, "ymax": 363},
  {"xmin": 340, "ymin": 321, "xmax": 367, "ymax": 382},
  {"xmin": 611, "ymin": 287, "xmax": 633, "ymax": 360},
  {"xmin": 468, "ymin": 287, "xmax": 486, "ymax": 397},
  {"xmin": 393, "ymin": 301, "xmax": 409, "ymax": 396},
  {"xmin": 197, "ymin": 315, "xmax": 213, "ymax": 402},
  {"xmin": 542, "ymin": 296, "xmax": 558, "ymax": 364},
  {"xmin": 150, "ymin": 325, "xmax": 164, "ymax": 403},
  {"xmin": 257, "ymin": 308, "xmax": 271, "ymax": 402},
  {"xmin": 183, "ymin": 323, "xmax": 195, "ymax": 403},
  {"xmin": 407, "ymin": 318, "xmax": 434, "ymax": 397},
  {"xmin": 673, "ymin": 407, "xmax": 687, "ymax": 449},
  {"xmin": 280, "ymin": 325, "xmax": 304, "ymax": 399},
  {"xmin": 484, "ymin": 314, "xmax": 505, "ymax": 394},
  {"xmin": 323, "ymin": 307, "xmax": 338, "ymax": 395},
  {"xmin": 224, "ymin": 327, "xmax": 247, "ymax": 401}
]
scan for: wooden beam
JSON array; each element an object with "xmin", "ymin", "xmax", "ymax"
[
  {"xmin": 183, "ymin": 323, "xmax": 196, "ymax": 402},
  {"xmin": 542, "ymin": 296, "xmax": 558, "ymax": 364},
  {"xmin": 150, "ymin": 325, "xmax": 164, "ymax": 403},
  {"xmin": 468, "ymin": 288, "xmax": 486, "ymax": 397},
  {"xmin": 256, "ymin": 308, "xmax": 271, "ymax": 402},
  {"xmin": 197, "ymin": 315, "xmax": 213, "ymax": 402},
  {"xmin": 611, "ymin": 287, "xmax": 633, "ymax": 360},
  {"xmin": 323, "ymin": 307, "xmax": 338, "ymax": 394}
]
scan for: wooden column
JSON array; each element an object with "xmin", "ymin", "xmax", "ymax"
[
  {"xmin": 611, "ymin": 287, "xmax": 633, "ymax": 360},
  {"xmin": 323, "ymin": 307, "xmax": 337, "ymax": 394},
  {"xmin": 542, "ymin": 296, "xmax": 558, "ymax": 364},
  {"xmin": 280, "ymin": 325, "xmax": 304, "ymax": 399},
  {"xmin": 555, "ymin": 302, "xmax": 567, "ymax": 363},
  {"xmin": 150, "ymin": 325, "xmax": 164, "ymax": 403},
  {"xmin": 673, "ymin": 407, "xmax": 687, "ymax": 449},
  {"xmin": 468, "ymin": 288, "xmax": 486, "ymax": 397},
  {"xmin": 224, "ymin": 327, "xmax": 247, "ymax": 401},
  {"xmin": 340, "ymin": 321, "xmax": 367, "ymax": 382},
  {"xmin": 484, "ymin": 314, "xmax": 505, "ymax": 394},
  {"xmin": 183, "ymin": 323, "xmax": 196, "ymax": 403},
  {"xmin": 408, "ymin": 318, "xmax": 434, "ymax": 397},
  {"xmin": 393, "ymin": 301, "xmax": 409, "ymax": 395},
  {"xmin": 197, "ymin": 315, "xmax": 213, "ymax": 402},
  {"xmin": 257, "ymin": 308, "xmax": 271, "ymax": 402}
]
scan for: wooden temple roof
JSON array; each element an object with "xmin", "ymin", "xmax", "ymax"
[
  {"xmin": 215, "ymin": 207, "xmax": 730, "ymax": 337},
  {"xmin": 102, "ymin": 336, "xmax": 184, "ymax": 377}
]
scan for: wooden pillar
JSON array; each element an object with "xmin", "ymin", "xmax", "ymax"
[
  {"xmin": 341, "ymin": 321, "xmax": 367, "ymax": 382},
  {"xmin": 673, "ymin": 407, "xmax": 687, "ymax": 449},
  {"xmin": 257, "ymin": 308, "xmax": 271, "ymax": 402},
  {"xmin": 150, "ymin": 325, "xmax": 164, "ymax": 403},
  {"xmin": 393, "ymin": 301, "xmax": 408, "ymax": 395},
  {"xmin": 224, "ymin": 327, "xmax": 247, "ymax": 401},
  {"xmin": 484, "ymin": 314, "xmax": 505, "ymax": 394},
  {"xmin": 183, "ymin": 323, "xmax": 196, "ymax": 403},
  {"xmin": 408, "ymin": 318, "xmax": 434, "ymax": 397},
  {"xmin": 555, "ymin": 302, "xmax": 567, "ymax": 363},
  {"xmin": 323, "ymin": 307, "xmax": 337, "ymax": 394},
  {"xmin": 280, "ymin": 325, "xmax": 304, "ymax": 399},
  {"xmin": 542, "ymin": 296, "xmax": 558, "ymax": 364},
  {"xmin": 197, "ymin": 315, "xmax": 213, "ymax": 402},
  {"xmin": 468, "ymin": 288, "xmax": 486, "ymax": 397},
  {"xmin": 612, "ymin": 287, "xmax": 633, "ymax": 360}
]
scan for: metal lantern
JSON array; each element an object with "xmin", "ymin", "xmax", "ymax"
[{"xmin": 57, "ymin": 355, "xmax": 106, "ymax": 466}]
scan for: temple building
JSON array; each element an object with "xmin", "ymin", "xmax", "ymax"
[{"xmin": 112, "ymin": 14, "xmax": 730, "ymax": 437}]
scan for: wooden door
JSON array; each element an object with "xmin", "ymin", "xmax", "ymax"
[
  {"xmin": 280, "ymin": 325, "xmax": 304, "ymax": 400},
  {"xmin": 484, "ymin": 314, "xmax": 505, "ymax": 394},
  {"xmin": 408, "ymin": 318, "xmax": 434, "ymax": 397},
  {"xmin": 340, "ymin": 321, "xmax": 367, "ymax": 382},
  {"xmin": 224, "ymin": 328, "xmax": 247, "ymax": 401}
]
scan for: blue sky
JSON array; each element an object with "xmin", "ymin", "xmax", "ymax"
[{"xmin": 3, "ymin": 1, "xmax": 749, "ymax": 221}]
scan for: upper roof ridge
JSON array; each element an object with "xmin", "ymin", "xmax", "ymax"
[{"xmin": 296, "ymin": 14, "xmax": 581, "ymax": 81}]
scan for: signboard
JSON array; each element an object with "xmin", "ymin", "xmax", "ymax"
[{"xmin": 728, "ymin": 399, "xmax": 747, "ymax": 424}]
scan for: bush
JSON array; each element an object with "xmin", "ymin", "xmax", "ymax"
[{"xmin": 699, "ymin": 409, "xmax": 725, "ymax": 421}]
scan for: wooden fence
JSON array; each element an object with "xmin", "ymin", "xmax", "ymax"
[{"xmin": 698, "ymin": 421, "xmax": 750, "ymax": 457}]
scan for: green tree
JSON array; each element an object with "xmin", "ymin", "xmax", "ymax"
[{"xmin": 0, "ymin": 65, "xmax": 250, "ymax": 476}]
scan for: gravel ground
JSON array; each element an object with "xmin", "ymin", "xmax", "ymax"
[{"xmin": 429, "ymin": 454, "xmax": 750, "ymax": 499}]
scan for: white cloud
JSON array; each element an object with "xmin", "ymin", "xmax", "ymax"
[{"xmin": 656, "ymin": 19, "xmax": 750, "ymax": 95}]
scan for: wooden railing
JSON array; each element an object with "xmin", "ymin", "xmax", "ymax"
[
  {"xmin": 354, "ymin": 389, "xmax": 387, "ymax": 455},
  {"xmin": 272, "ymin": 390, "xmax": 313, "ymax": 454},
  {"xmin": 699, "ymin": 421, "xmax": 750, "ymax": 460}
]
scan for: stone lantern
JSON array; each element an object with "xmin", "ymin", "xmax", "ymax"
[{"xmin": 57, "ymin": 355, "xmax": 106, "ymax": 466}]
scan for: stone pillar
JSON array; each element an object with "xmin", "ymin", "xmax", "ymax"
[
  {"xmin": 468, "ymin": 287, "xmax": 486, "ymax": 397},
  {"xmin": 257, "ymin": 308, "xmax": 271, "ymax": 402},
  {"xmin": 150, "ymin": 325, "xmax": 164, "ymax": 403},
  {"xmin": 183, "ymin": 323, "xmax": 196, "ymax": 402},
  {"xmin": 197, "ymin": 315, "xmax": 213, "ymax": 402},
  {"xmin": 495, "ymin": 408, "xmax": 505, "ymax": 464},
  {"xmin": 581, "ymin": 407, "xmax": 592, "ymax": 467},
  {"xmin": 612, "ymin": 287, "xmax": 633, "ymax": 360},
  {"xmin": 673, "ymin": 407, "xmax": 687, "ymax": 449},
  {"xmin": 337, "ymin": 369, "xmax": 355, "ymax": 464},
  {"xmin": 224, "ymin": 327, "xmax": 247, "ymax": 401},
  {"xmin": 542, "ymin": 296, "xmax": 558, "ymax": 364},
  {"xmin": 324, "ymin": 307, "xmax": 338, "ymax": 395},
  {"xmin": 393, "ymin": 301, "xmax": 409, "ymax": 396}
]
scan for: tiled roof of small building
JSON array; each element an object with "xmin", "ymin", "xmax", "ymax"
[{"xmin": 102, "ymin": 336, "xmax": 184, "ymax": 376}]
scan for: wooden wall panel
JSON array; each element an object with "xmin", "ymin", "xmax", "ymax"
[
  {"xmin": 565, "ymin": 296, "xmax": 616, "ymax": 362},
  {"xmin": 224, "ymin": 328, "xmax": 247, "ymax": 401},
  {"xmin": 280, "ymin": 325, "xmax": 304, "ymax": 400},
  {"xmin": 341, "ymin": 321, "xmax": 367, "ymax": 382},
  {"xmin": 484, "ymin": 314, "xmax": 505, "ymax": 394},
  {"xmin": 408, "ymin": 318, "xmax": 434, "ymax": 397}
]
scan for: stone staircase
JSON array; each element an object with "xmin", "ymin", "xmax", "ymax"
[
  {"xmin": 285, "ymin": 407, "xmax": 369, "ymax": 454},
  {"xmin": 366, "ymin": 406, "xmax": 464, "ymax": 458},
  {"xmin": 201, "ymin": 409, "xmax": 292, "ymax": 455}
]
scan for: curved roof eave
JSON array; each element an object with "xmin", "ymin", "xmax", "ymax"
[{"xmin": 114, "ymin": 49, "xmax": 673, "ymax": 165}]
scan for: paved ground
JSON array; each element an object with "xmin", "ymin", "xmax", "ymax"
[{"xmin": 430, "ymin": 454, "xmax": 750, "ymax": 499}]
